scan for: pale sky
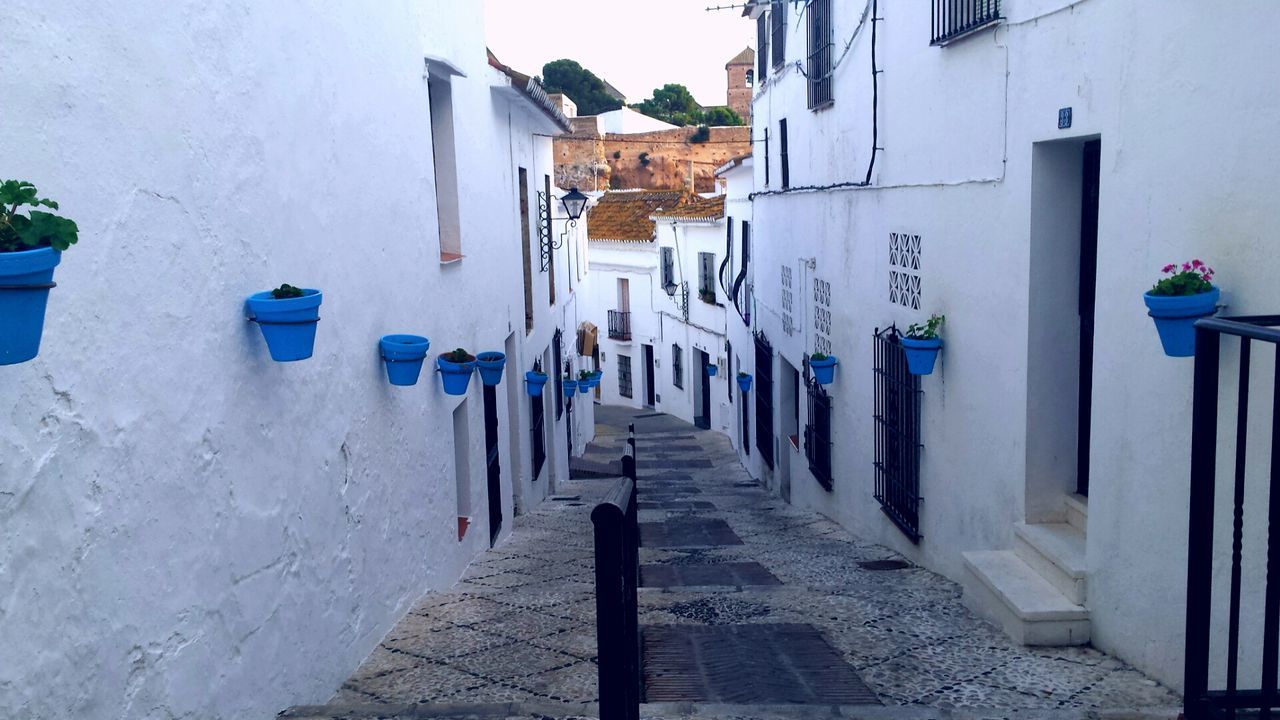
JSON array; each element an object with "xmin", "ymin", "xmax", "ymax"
[{"xmin": 484, "ymin": 0, "xmax": 756, "ymax": 108}]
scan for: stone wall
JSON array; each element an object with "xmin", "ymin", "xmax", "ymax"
[{"xmin": 556, "ymin": 125, "xmax": 751, "ymax": 193}]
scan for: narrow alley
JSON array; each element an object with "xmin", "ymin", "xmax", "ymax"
[{"xmin": 283, "ymin": 408, "xmax": 1178, "ymax": 719}]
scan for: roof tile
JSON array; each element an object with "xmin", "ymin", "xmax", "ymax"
[{"xmin": 587, "ymin": 191, "xmax": 687, "ymax": 242}]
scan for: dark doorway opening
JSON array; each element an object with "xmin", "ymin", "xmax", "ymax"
[
  {"xmin": 643, "ymin": 344, "xmax": 656, "ymax": 407},
  {"xmin": 483, "ymin": 385, "xmax": 503, "ymax": 546},
  {"xmin": 1077, "ymin": 139, "xmax": 1100, "ymax": 497},
  {"xmin": 695, "ymin": 350, "xmax": 711, "ymax": 430}
]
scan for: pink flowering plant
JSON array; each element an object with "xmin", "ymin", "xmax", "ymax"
[{"xmin": 1150, "ymin": 259, "xmax": 1215, "ymax": 297}]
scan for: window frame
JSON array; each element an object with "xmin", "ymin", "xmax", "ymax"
[
  {"xmin": 770, "ymin": 0, "xmax": 787, "ymax": 70},
  {"xmin": 672, "ymin": 344, "xmax": 684, "ymax": 390},
  {"xmin": 806, "ymin": 0, "xmax": 834, "ymax": 110}
]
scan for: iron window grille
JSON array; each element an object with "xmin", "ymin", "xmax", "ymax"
[
  {"xmin": 803, "ymin": 357, "xmax": 834, "ymax": 490},
  {"xmin": 807, "ymin": 0, "xmax": 834, "ymax": 109},
  {"xmin": 757, "ymin": 13, "xmax": 769, "ymax": 82},
  {"xmin": 771, "ymin": 1, "xmax": 786, "ymax": 69},
  {"xmin": 754, "ymin": 331, "xmax": 775, "ymax": 469},
  {"xmin": 931, "ymin": 0, "xmax": 1001, "ymax": 46},
  {"xmin": 554, "ymin": 329, "xmax": 565, "ymax": 420},
  {"xmin": 661, "ymin": 247, "xmax": 676, "ymax": 290},
  {"xmin": 763, "ymin": 128, "xmax": 770, "ymax": 187},
  {"xmin": 672, "ymin": 344, "xmax": 683, "ymax": 389},
  {"xmin": 1182, "ymin": 315, "xmax": 1280, "ymax": 720},
  {"xmin": 874, "ymin": 326, "xmax": 922, "ymax": 543},
  {"xmin": 779, "ymin": 119, "xmax": 790, "ymax": 189},
  {"xmin": 618, "ymin": 353, "xmax": 633, "ymax": 398},
  {"xmin": 698, "ymin": 252, "xmax": 716, "ymax": 304},
  {"xmin": 608, "ymin": 310, "xmax": 632, "ymax": 341},
  {"xmin": 531, "ymin": 360, "xmax": 546, "ymax": 481},
  {"xmin": 741, "ymin": 382, "xmax": 751, "ymax": 455}
]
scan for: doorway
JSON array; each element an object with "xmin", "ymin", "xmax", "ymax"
[
  {"xmin": 483, "ymin": 385, "xmax": 503, "ymax": 546},
  {"xmin": 695, "ymin": 349, "xmax": 712, "ymax": 429},
  {"xmin": 643, "ymin": 344, "xmax": 656, "ymax": 407},
  {"xmin": 1026, "ymin": 137, "xmax": 1101, "ymax": 521}
]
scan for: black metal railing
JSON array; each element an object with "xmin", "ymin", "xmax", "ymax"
[
  {"xmin": 1184, "ymin": 315, "xmax": 1280, "ymax": 720},
  {"xmin": 931, "ymin": 0, "xmax": 1001, "ymax": 46},
  {"xmin": 807, "ymin": 0, "xmax": 834, "ymax": 109},
  {"xmin": 874, "ymin": 327, "xmax": 922, "ymax": 543},
  {"xmin": 608, "ymin": 310, "xmax": 632, "ymax": 341},
  {"xmin": 593, "ymin": 426, "xmax": 640, "ymax": 720},
  {"xmin": 804, "ymin": 358, "xmax": 833, "ymax": 490},
  {"xmin": 755, "ymin": 331, "xmax": 775, "ymax": 469}
]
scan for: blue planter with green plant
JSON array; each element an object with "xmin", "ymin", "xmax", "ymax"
[
  {"xmin": 706, "ymin": 364, "xmax": 718, "ymax": 377},
  {"xmin": 526, "ymin": 370, "xmax": 548, "ymax": 396},
  {"xmin": 247, "ymin": 284, "xmax": 322, "ymax": 362},
  {"xmin": 737, "ymin": 372, "xmax": 752, "ymax": 393},
  {"xmin": 562, "ymin": 378, "xmax": 578, "ymax": 398},
  {"xmin": 809, "ymin": 354, "xmax": 838, "ymax": 385},
  {"xmin": 379, "ymin": 334, "xmax": 430, "ymax": 386},
  {"xmin": 1144, "ymin": 260, "xmax": 1219, "ymax": 357},
  {"xmin": 476, "ymin": 351, "xmax": 506, "ymax": 386},
  {"xmin": 437, "ymin": 348, "xmax": 476, "ymax": 395},
  {"xmin": 0, "ymin": 181, "xmax": 79, "ymax": 366},
  {"xmin": 903, "ymin": 314, "xmax": 945, "ymax": 376}
]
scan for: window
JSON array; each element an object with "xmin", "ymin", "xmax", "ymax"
[
  {"xmin": 874, "ymin": 327, "xmax": 923, "ymax": 543},
  {"xmin": 661, "ymin": 246, "xmax": 676, "ymax": 289},
  {"xmin": 698, "ymin": 252, "xmax": 716, "ymax": 304},
  {"xmin": 519, "ymin": 168, "xmax": 534, "ymax": 332},
  {"xmin": 672, "ymin": 344, "xmax": 684, "ymax": 389},
  {"xmin": 757, "ymin": 14, "xmax": 769, "ymax": 82},
  {"xmin": 804, "ymin": 360, "xmax": 833, "ymax": 490},
  {"xmin": 771, "ymin": 1, "xmax": 786, "ymax": 70},
  {"xmin": 746, "ymin": 69, "xmax": 754, "ymax": 88},
  {"xmin": 545, "ymin": 175, "xmax": 556, "ymax": 306},
  {"xmin": 807, "ymin": 0, "xmax": 834, "ymax": 109},
  {"xmin": 429, "ymin": 76, "xmax": 462, "ymax": 261},
  {"xmin": 763, "ymin": 128, "xmax": 770, "ymax": 187},
  {"xmin": 618, "ymin": 354, "xmax": 633, "ymax": 398},
  {"xmin": 779, "ymin": 119, "xmax": 789, "ymax": 189},
  {"xmin": 754, "ymin": 333, "xmax": 774, "ymax": 469},
  {"xmin": 931, "ymin": 0, "xmax": 1001, "ymax": 46}
]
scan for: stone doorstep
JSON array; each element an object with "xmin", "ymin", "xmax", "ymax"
[{"xmin": 1013, "ymin": 521, "xmax": 1088, "ymax": 605}]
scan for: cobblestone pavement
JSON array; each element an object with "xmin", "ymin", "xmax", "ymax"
[{"xmin": 306, "ymin": 407, "xmax": 1179, "ymax": 719}]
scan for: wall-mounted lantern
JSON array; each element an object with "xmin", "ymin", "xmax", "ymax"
[{"xmin": 539, "ymin": 187, "xmax": 589, "ymax": 271}]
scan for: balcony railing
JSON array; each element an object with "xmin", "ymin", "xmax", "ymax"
[
  {"xmin": 608, "ymin": 310, "xmax": 631, "ymax": 341},
  {"xmin": 931, "ymin": 0, "xmax": 1001, "ymax": 46}
]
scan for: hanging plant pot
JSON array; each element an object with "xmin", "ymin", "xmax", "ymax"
[
  {"xmin": 436, "ymin": 350, "xmax": 476, "ymax": 396},
  {"xmin": 809, "ymin": 355, "xmax": 839, "ymax": 384},
  {"xmin": 476, "ymin": 351, "xmax": 507, "ymax": 386},
  {"xmin": 901, "ymin": 338, "xmax": 942, "ymax": 375},
  {"xmin": 1144, "ymin": 287, "xmax": 1220, "ymax": 357},
  {"xmin": 379, "ymin": 334, "xmax": 430, "ymax": 386},
  {"xmin": 526, "ymin": 371, "xmax": 548, "ymax": 396},
  {"xmin": 737, "ymin": 373, "xmax": 753, "ymax": 393},
  {"xmin": 0, "ymin": 247, "xmax": 61, "ymax": 366},
  {"xmin": 562, "ymin": 379, "xmax": 578, "ymax": 398},
  {"xmin": 247, "ymin": 287, "xmax": 322, "ymax": 362},
  {"xmin": 706, "ymin": 364, "xmax": 718, "ymax": 377}
]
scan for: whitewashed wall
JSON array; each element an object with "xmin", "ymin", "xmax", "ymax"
[
  {"xmin": 748, "ymin": 0, "xmax": 1280, "ymax": 689},
  {"xmin": 0, "ymin": 2, "xmax": 577, "ymax": 717}
]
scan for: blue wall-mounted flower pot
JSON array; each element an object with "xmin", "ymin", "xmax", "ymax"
[
  {"xmin": 380, "ymin": 334, "xmax": 430, "ymax": 386},
  {"xmin": 562, "ymin": 379, "xmax": 578, "ymax": 398},
  {"xmin": 476, "ymin": 351, "xmax": 506, "ymax": 386},
  {"xmin": 526, "ymin": 371, "xmax": 549, "ymax": 396},
  {"xmin": 706, "ymin": 364, "xmax": 718, "ymax": 377},
  {"xmin": 1144, "ymin": 287, "xmax": 1220, "ymax": 357},
  {"xmin": 247, "ymin": 288, "xmax": 322, "ymax": 362},
  {"xmin": 437, "ymin": 353, "xmax": 476, "ymax": 395},
  {"xmin": 737, "ymin": 374, "xmax": 753, "ymax": 393},
  {"xmin": 0, "ymin": 247, "xmax": 60, "ymax": 366},
  {"xmin": 901, "ymin": 338, "xmax": 942, "ymax": 375},
  {"xmin": 810, "ymin": 355, "xmax": 839, "ymax": 384},
  {"xmin": 579, "ymin": 378, "xmax": 593, "ymax": 394}
]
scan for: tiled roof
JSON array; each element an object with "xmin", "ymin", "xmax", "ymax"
[
  {"xmin": 652, "ymin": 194, "xmax": 725, "ymax": 221},
  {"xmin": 587, "ymin": 191, "xmax": 686, "ymax": 242},
  {"xmin": 486, "ymin": 49, "xmax": 573, "ymax": 133},
  {"xmin": 727, "ymin": 47, "xmax": 755, "ymax": 67}
]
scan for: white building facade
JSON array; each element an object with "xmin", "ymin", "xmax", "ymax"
[
  {"xmin": 737, "ymin": 0, "xmax": 1280, "ymax": 693},
  {"xmin": 0, "ymin": 3, "xmax": 590, "ymax": 718}
]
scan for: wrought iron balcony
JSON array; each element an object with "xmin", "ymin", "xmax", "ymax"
[
  {"xmin": 608, "ymin": 310, "xmax": 632, "ymax": 341},
  {"xmin": 931, "ymin": 0, "xmax": 1001, "ymax": 46}
]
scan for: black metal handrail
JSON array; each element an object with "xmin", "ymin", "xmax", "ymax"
[
  {"xmin": 931, "ymin": 0, "xmax": 1001, "ymax": 46},
  {"xmin": 1185, "ymin": 314, "xmax": 1280, "ymax": 720},
  {"xmin": 593, "ymin": 425, "xmax": 640, "ymax": 720},
  {"xmin": 608, "ymin": 310, "xmax": 632, "ymax": 341}
]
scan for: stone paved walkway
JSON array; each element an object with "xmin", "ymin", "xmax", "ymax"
[{"xmin": 285, "ymin": 408, "xmax": 1180, "ymax": 719}]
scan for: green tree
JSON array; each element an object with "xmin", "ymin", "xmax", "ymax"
[
  {"xmin": 539, "ymin": 59, "xmax": 623, "ymax": 116},
  {"xmin": 700, "ymin": 106, "xmax": 744, "ymax": 127},
  {"xmin": 633, "ymin": 84, "xmax": 703, "ymax": 126}
]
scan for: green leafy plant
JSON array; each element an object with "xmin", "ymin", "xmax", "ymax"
[
  {"xmin": 444, "ymin": 347, "xmax": 474, "ymax": 363},
  {"xmin": 579, "ymin": 369, "xmax": 594, "ymax": 380},
  {"xmin": 0, "ymin": 180, "xmax": 79, "ymax": 253},
  {"xmin": 1150, "ymin": 260, "xmax": 1214, "ymax": 296},
  {"xmin": 689, "ymin": 125, "xmax": 711, "ymax": 144},
  {"xmin": 811, "ymin": 352, "xmax": 829, "ymax": 361},
  {"xmin": 270, "ymin": 283, "xmax": 305, "ymax": 299},
  {"xmin": 738, "ymin": 371, "xmax": 750, "ymax": 378},
  {"xmin": 699, "ymin": 289, "xmax": 716, "ymax": 304},
  {"xmin": 906, "ymin": 314, "xmax": 945, "ymax": 340}
]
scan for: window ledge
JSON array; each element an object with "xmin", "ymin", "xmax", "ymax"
[
  {"xmin": 439, "ymin": 251, "xmax": 464, "ymax": 265},
  {"xmin": 809, "ymin": 100, "xmax": 835, "ymax": 113},
  {"xmin": 931, "ymin": 18, "xmax": 1002, "ymax": 47}
]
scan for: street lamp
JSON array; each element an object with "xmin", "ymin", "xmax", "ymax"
[
  {"xmin": 541, "ymin": 187, "xmax": 589, "ymax": 272},
  {"xmin": 560, "ymin": 187, "xmax": 588, "ymax": 224}
]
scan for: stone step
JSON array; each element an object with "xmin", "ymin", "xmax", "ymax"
[
  {"xmin": 1014, "ymin": 521, "xmax": 1087, "ymax": 605},
  {"xmin": 962, "ymin": 550, "xmax": 1090, "ymax": 646},
  {"xmin": 1065, "ymin": 492, "xmax": 1088, "ymax": 532}
]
